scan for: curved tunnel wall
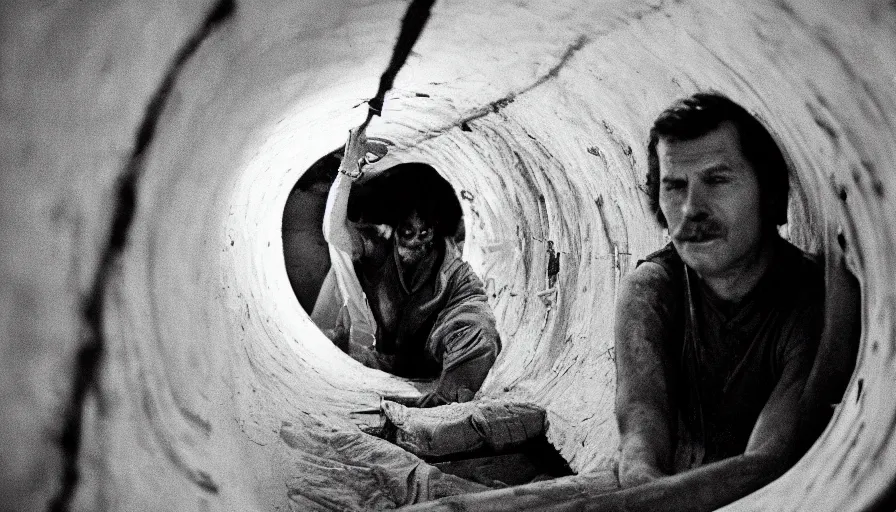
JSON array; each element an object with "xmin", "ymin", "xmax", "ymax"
[{"xmin": 2, "ymin": 0, "xmax": 895, "ymax": 510}]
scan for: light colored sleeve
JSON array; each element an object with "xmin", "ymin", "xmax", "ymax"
[{"xmin": 322, "ymin": 171, "xmax": 361, "ymax": 259}]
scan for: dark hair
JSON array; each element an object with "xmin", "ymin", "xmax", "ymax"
[
  {"xmin": 349, "ymin": 162, "xmax": 462, "ymax": 238},
  {"xmin": 646, "ymin": 92, "xmax": 790, "ymax": 231}
]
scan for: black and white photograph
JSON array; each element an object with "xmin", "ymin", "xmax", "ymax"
[{"xmin": 1, "ymin": 1, "xmax": 892, "ymax": 510}]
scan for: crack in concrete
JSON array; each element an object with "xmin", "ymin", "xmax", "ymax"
[
  {"xmin": 47, "ymin": 1, "xmax": 235, "ymax": 510},
  {"xmin": 410, "ymin": 33, "xmax": 591, "ymax": 147},
  {"xmin": 363, "ymin": 0, "xmax": 438, "ymax": 128},
  {"xmin": 387, "ymin": 0, "xmax": 678, "ymax": 152}
]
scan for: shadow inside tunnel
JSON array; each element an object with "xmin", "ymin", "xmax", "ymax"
[
  {"xmin": 282, "ymin": 150, "xmax": 341, "ymax": 312},
  {"xmin": 282, "ymin": 150, "xmax": 465, "ymax": 314}
]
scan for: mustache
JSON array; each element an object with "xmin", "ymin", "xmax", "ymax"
[{"xmin": 672, "ymin": 220, "xmax": 725, "ymax": 243}]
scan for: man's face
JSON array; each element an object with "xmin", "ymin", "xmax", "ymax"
[
  {"xmin": 396, "ymin": 211, "xmax": 435, "ymax": 266},
  {"xmin": 657, "ymin": 121, "xmax": 764, "ymax": 279}
]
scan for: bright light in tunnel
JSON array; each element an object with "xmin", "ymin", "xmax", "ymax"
[
  {"xmin": 220, "ymin": 90, "xmax": 427, "ymax": 387},
  {"xmin": 216, "ymin": 33, "xmax": 877, "ymax": 507},
  {"xmin": 4, "ymin": 0, "xmax": 896, "ymax": 510}
]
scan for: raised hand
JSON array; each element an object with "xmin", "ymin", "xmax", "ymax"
[{"xmin": 337, "ymin": 127, "xmax": 368, "ymax": 179}]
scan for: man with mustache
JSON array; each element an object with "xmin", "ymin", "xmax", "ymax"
[
  {"xmin": 612, "ymin": 93, "xmax": 856, "ymax": 510},
  {"xmin": 311, "ymin": 127, "xmax": 500, "ymax": 408}
]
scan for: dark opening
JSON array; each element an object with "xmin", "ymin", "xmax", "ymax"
[
  {"xmin": 282, "ymin": 150, "xmax": 465, "ymax": 314},
  {"xmin": 431, "ymin": 436, "xmax": 574, "ymax": 487},
  {"xmin": 282, "ymin": 151, "xmax": 341, "ymax": 313}
]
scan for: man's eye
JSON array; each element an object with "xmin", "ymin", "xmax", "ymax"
[
  {"xmin": 663, "ymin": 181, "xmax": 685, "ymax": 191},
  {"xmin": 401, "ymin": 230, "xmax": 413, "ymax": 238},
  {"xmin": 705, "ymin": 176, "xmax": 730, "ymax": 185}
]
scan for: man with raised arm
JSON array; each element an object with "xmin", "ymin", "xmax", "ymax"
[
  {"xmin": 311, "ymin": 127, "xmax": 500, "ymax": 408},
  {"xmin": 613, "ymin": 93, "xmax": 831, "ymax": 509}
]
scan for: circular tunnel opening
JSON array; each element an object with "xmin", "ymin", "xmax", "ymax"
[
  {"xmin": 279, "ymin": 140, "xmax": 584, "ymax": 489},
  {"xmin": 282, "ymin": 149, "xmax": 466, "ymax": 319},
  {"xmin": 6, "ymin": 2, "xmax": 896, "ymax": 511},
  {"xmin": 248, "ymin": 75, "xmax": 868, "ymax": 507}
]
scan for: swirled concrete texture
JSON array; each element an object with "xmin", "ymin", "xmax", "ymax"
[{"xmin": 1, "ymin": 0, "xmax": 894, "ymax": 510}]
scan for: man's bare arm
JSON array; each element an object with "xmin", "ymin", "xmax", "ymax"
[
  {"xmin": 592, "ymin": 340, "xmax": 814, "ymax": 512},
  {"xmin": 615, "ymin": 262, "xmax": 676, "ymax": 487},
  {"xmin": 615, "ymin": 300, "xmax": 816, "ymax": 510},
  {"xmin": 398, "ymin": 315, "xmax": 816, "ymax": 511},
  {"xmin": 800, "ymin": 248, "xmax": 861, "ymax": 447}
]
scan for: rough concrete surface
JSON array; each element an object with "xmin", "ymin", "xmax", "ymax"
[{"xmin": 1, "ymin": 0, "xmax": 894, "ymax": 511}]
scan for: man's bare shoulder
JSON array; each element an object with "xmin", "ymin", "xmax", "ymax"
[
  {"xmin": 614, "ymin": 259, "xmax": 683, "ymax": 357},
  {"xmin": 618, "ymin": 260, "xmax": 677, "ymax": 302}
]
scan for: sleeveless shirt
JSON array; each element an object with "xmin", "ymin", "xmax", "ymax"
[{"xmin": 639, "ymin": 238, "xmax": 824, "ymax": 469}]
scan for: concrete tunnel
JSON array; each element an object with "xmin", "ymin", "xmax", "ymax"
[{"xmin": 2, "ymin": 0, "xmax": 895, "ymax": 510}]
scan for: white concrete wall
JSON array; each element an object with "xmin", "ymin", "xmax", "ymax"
[{"xmin": 1, "ymin": 0, "xmax": 894, "ymax": 510}]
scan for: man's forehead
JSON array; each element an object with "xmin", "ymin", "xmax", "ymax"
[{"xmin": 657, "ymin": 121, "xmax": 748, "ymax": 176}]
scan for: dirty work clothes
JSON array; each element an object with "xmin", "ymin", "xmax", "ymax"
[
  {"xmin": 638, "ymin": 237, "xmax": 824, "ymax": 470},
  {"xmin": 380, "ymin": 399, "xmax": 545, "ymax": 459},
  {"xmin": 313, "ymin": 235, "xmax": 501, "ymax": 407}
]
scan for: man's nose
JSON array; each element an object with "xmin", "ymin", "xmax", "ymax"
[
  {"xmin": 404, "ymin": 234, "xmax": 425, "ymax": 247},
  {"xmin": 681, "ymin": 183, "xmax": 709, "ymax": 222}
]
